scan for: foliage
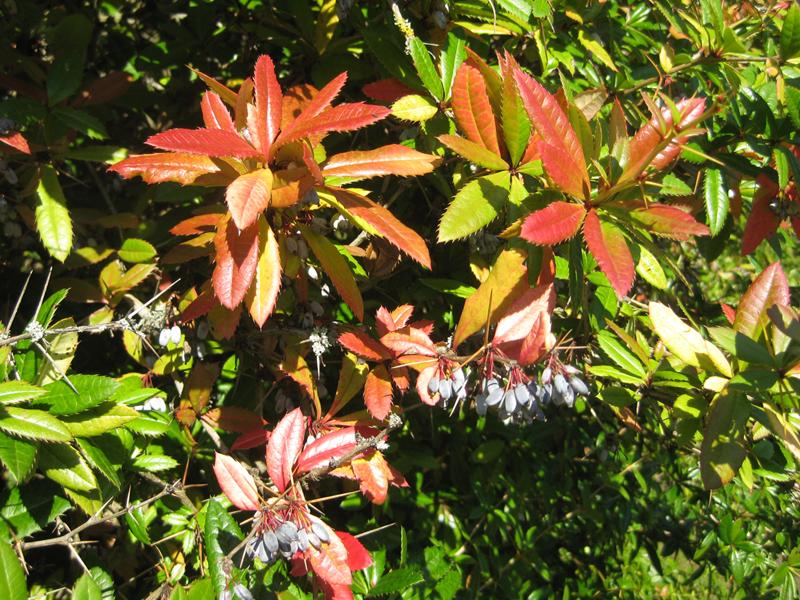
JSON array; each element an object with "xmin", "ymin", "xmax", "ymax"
[{"xmin": 1, "ymin": 0, "xmax": 800, "ymax": 598}]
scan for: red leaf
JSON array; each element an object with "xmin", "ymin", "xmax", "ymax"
[
  {"xmin": 323, "ymin": 186, "xmax": 431, "ymax": 269},
  {"xmin": 337, "ymin": 330, "xmax": 391, "ymax": 361},
  {"xmin": 583, "ymin": 209, "xmax": 635, "ymax": 298},
  {"xmin": 307, "ymin": 520, "xmax": 352, "ymax": 587},
  {"xmin": 212, "ymin": 217, "xmax": 260, "ymax": 309},
  {"xmin": 277, "ymin": 103, "xmax": 390, "ymax": 146},
  {"xmin": 179, "ymin": 288, "xmax": 217, "ymax": 322},
  {"xmin": 493, "ymin": 283, "xmax": 555, "ymax": 344},
  {"xmin": 451, "ymin": 63, "xmax": 502, "ymax": 155},
  {"xmin": 109, "ymin": 153, "xmax": 221, "ymax": 184},
  {"xmin": 302, "ymin": 143, "xmax": 324, "ymax": 184},
  {"xmin": 734, "ymin": 262, "xmax": 790, "ymax": 339},
  {"xmin": 231, "ymin": 427, "xmax": 270, "ymax": 450},
  {"xmin": 212, "ymin": 453, "xmax": 260, "ymax": 511},
  {"xmin": 226, "ymin": 169, "xmax": 273, "ymax": 230},
  {"xmin": 266, "ymin": 407, "xmax": 307, "ymax": 492},
  {"xmin": 364, "ymin": 365, "xmax": 393, "ymax": 420},
  {"xmin": 276, "ymin": 73, "xmax": 347, "ymax": 146},
  {"xmin": 742, "ymin": 176, "xmax": 781, "ymax": 255},
  {"xmin": 520, "ymin": 202, "xmax": 586, "ymax": 245},
  {"xmin": 0, "ymin": 132, "xmax": 30, "ymax": 154},
  {"xmin": 336, "ymin": 532, "xmax": 373, "ymax": 570},
  {"xmin": 517, "ymin": 313, "xmax": 551, "ymax": 365},
  {"xmin": 380, "ymin": 326, "xmax": 437, "ymax": 357},
  {"xmin": 375, "ymin": 305, "xmax": 415, "ymax": 337},
  {"xmin": 721, "ymin": 303, "xmax": 736, "ymax": 325},
  {"xmin": 623, "ymin": 97, "xmax": 706, "ymax": 180},
  {"xmin": 362, "ymin": 78, "xmax": 417, "ymax": 103},
  {"xmin": 271, "ymin": 166, "xmax": 316, "ymax": 208},
  {"xmin": 629, "ymin": 204, "xmax": 710, "ymax": 240},
  {"xmin": 170, "ymin": 213, "xmax": 224, "ymax": 236},
  {"xmin": 253, "ymin": 55, "xmax": 283, "ymax": 158},
  {"xmin": 322, "ymin": 145, "xmax": 440, "ymax": 180},
  {"xmin": 200, "ymin": 91, "xmax": 235, "ymax": 131},
  {"xmin": 537, "ymin": 141, "xmax": 587, "ymax": 199},
  {"xmin": 246, "ymin": 219, "xmax": 282, "ymax": 327},
  {"xmin": 235, "ymin": 78, "xmax": 254, "ymax": 130},
  {"xmin": 352, "ymin": 452, "xmax": 392, "ymax": 504},
  {"xmin": 296, "ymin": 426, "xmax": 377, "ymax": 473},
  {"xmin": 512, "ymin": 67, "xmax": 588, "ymax": 197},
  {"xmin": 146, "ymin": 128, "xmax": 258, "ymax": 158}
]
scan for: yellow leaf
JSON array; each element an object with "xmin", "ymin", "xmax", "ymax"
[
  {"xmin": 391, "ymin": 94, "xmax": 438, "ymax": 122},
  {"xmin": 578, "ymin": 30, "xmax": 618, "ymax": 72}
]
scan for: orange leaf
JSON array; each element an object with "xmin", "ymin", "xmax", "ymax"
[
  {"xmin": 322, "ymin": 144, "xmax": 440, "ymax": 180},
  {"xmin": 277, "ymin": 103, "xmax": 390, "ymax": 146},
  {"xmin": 520, "ymin": 201, "xmax": 586, "ymax": 245},
  {"xmin": 271, "ymin": 166, "xmax": 316, "ymax": 208},
  {"xmin": 734, "ymin": 262, "xmax": 790, "ymax": 339},
  {"xmin": 225, "ymin": 169, "xmax": 273, "ymax": 230},
  {"xmin": 512, "ymin": 67, "xmax": 588, "ymax": 197},
  {"xmin": 235, "ymin": 78, "xmax": 254, "ymax": 130},
  {"xmin": 493, "ymin": 284, "xmax": 555, "ymax": 365},
  {"xmin": 108, "ymin": 153, "xmax": 221, "ymax": 184},
  {"xmin": 146, "ymin": 128, "xmax": 258, "ymax": 158},
  {"xmin": 208, "ymin": 302, "xmax": 243, "ymax": 339},
  {"xmin": 437, "ymin": 134, "xmax": 508, "ymax": 170},
  {"xmin": 338, "ymin": 330, "xmax": 391, "ymax": 361},
  {"xmin": 629, "ymin": 204, "xmax": 710, "ymax": 240},
  {"xmin": 364, "ymin": 365, "xmax": 393, "ymax": 420},
  {"xmin": 375, "ymin": 305, "xmax": 415, "ymax": 336},
  {"xmin": 452, "ymin": 247, "xmax": 529, "ymax": 347},
  {"xmin": 583, "ymin": 209, "xmax": 634, "ymax": 298},
  {"xmin": 190, "ymin": 67, "xmax": 238, "ymax": 105},
  {"xmin": 203, "ymin": 406, "xmax": 266, "ymax": 433},
  {"xmin": 306, "ymin": 519, "xmax": 352, "ymax": 587},
  {"xmin": 253, "ymin": 55, "xmax": 283, "ymax": 158},
  {"xmin": 323, "ymin": 186, "xmax": 431, "ymax": 269},
  {"xmin": 276, "ymin": 73, "xmax": 347, "ymax": 147},
  {"xmin": 212, "ymin": 216, "xmax": 260, "ymax": 309},
  {"xmin": 0, "ymin": 132, "xmax": 31, "ymax": 154},
  {"xmin": 246, "ymin": 218, "xmax": 282, "ymax": 327},
  {"xmin": 170, "ymin": 213, "xmax": 224, "ymax": 236},
  {"xmin": 352, "ymin": 452, "xmax": 391, "ymax": 504},
  {"xmin": 200, "ymin": 91, "xmax": 235, "ymax": 131},
  {"xmin": 452, "ymin": 63, "xmax": 502, "ymax": 155},
  {"xmin": 212, "ymin": 453, "xmax": 259, "ymax": 511},
  {"xmin": 380, "ymin": 326, "xmax": 437, "ymax": 357},
  {"xmin": 266, "ymin": 407, "xmax": 307, "ymax": 492},
  {"xmin": 299, "ymin": 225, "xmax": 364, "ymax": 321}
]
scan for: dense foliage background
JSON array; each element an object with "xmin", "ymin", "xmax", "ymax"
[{"xmin": 2, "ymin": 1, "xmax": 800, "ymax": 598}]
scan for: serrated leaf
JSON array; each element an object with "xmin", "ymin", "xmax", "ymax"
[
  {"xmin": 77, "ymin": 438, "xmax": 120, "ymax": 488},
  {"xmin": 742, "ymin": 176, "xmax": 780, "ymax": 255},
  {"xmin": 46, "ymin": 14, "xmax": 92, "ymax": 105},
  {"xmin": 440, "ymin": 31, "xmax": 466, "ymax": 100},
  {"xmin": 38, "ymin": 442, "xmax": 98, "ymax": 492},
  {"xmin": 597, "ymin": 331, "xmax": 646, "ymax": 378},
  {"xmin": 367, "ymin": 566, "xmax": 424, "ymax": 597},
  {"xmin": 390, "ymin": 94, "xmax": 438, "ymax": 122},
  {"xmin": 299, "ymin": 225, "xmax": 363, "ymax": 321},
  {"xmin": 108, "ymin": 153, "xmax": 222, "ymax": 185},
  {"xmin": 212, "ymin": 216, "xmax": 260, "ymax": 309},
  {"xmin": 0, "ymin": 407, "xmax": 72, "ymax": 442},
  {"xmin": 205, "ymin": 498, "xmax": 243, "ymax": 596},
  {"xmin": 649, "ymin": 302, "xmax": 732, "ymax": 377},
  {"xmin": 146, "ymin": 128, "xmax": 258, "ymax": 158},
  {"xmin": 635, "ymin": 245, "xmax": 668, "ymax": 290},
  {"xmin": 583, "ymin": 210, "xmax": 634, "ymax": 298},
  {"xmin": 296, "ymin": 426, "xmax": 371, "ymax": 473},
  {"xmin": 438, "ymin": 172, "xmax": 510, "ymax": 242},
  {"xmin": 130, "ymin": 454, "xmax": 179, "ymax": 472},
  {"xmin": 245, "ymin": 218, "xmax": 282, "ymax": 327},
  {"xmin": 212, "ymin": 453, "xmax": 260, "ymax": 511},
  {"xmin": 364, "ymin": 364, "xmax": 393, "ymax": 421},
  {"xmin": 35, "ymin": 375, "xmax": 119, "ymax": 416},
  {"xmin": 72, "ymin": 572, "xmax": 103, "ymax": 600},
  {"xmin": 0, "ymin": 431, "xmax": 37, "ymax": 481},
  {"xmin": 734, "ymin": 262, "xmax": 790, "ymax": 340},
  {"xmin": 452, "ymin": 63, "xmax": 502, "ymax": 155},
  {"xmin": 629, "ymin": 204, "xmax": 710, "ymax": 240},
  {"xmin": 118, "ymin": 238, "xmax": 157, "ymax": 263},
  {"xmin": 200, "ymin": 91, "xmax": 235, "ymax": 131},
  {"xmin": 252, "ymin": 55, "xmax": 282, "ymax": 158},
  {"xmin": 0, "ymin": 381, "xmax": 46, "ymax": 406},
  {"xmin": 781, "ymin": 4, "xmax": 800, "ymax": 60},
  {"xmin": 225, "ymin": 169, "xmax": 273, "ymax": 231},
  {"xmin": 660, "ymin": 173, "xmax": 693, "ymax": 196},
  {"xmin": 34, "ymin": 317, "xmax": 78, "ymax": 385},
  {"xmin": 0, "ymin": 537, "xmax": 27, "ymax": 600},
  {"xmin": 703, "ymin": 168, "xmax": 728, "ymax": 236},
  {"xmin": 0, "ymin": 480, "xmax": 71, "ymax": 538},
  {"xmin": 266, "ymin": 407, "xmax": 306, "ymax": 492},
  {"xmin": 577, "ymin": 30, "xmax": 618, "ymax": 72},
  {"xmin": 408, "ymin": 37, "xmax": 444, "ymax": 101},
  {"xmin": 62, "ymin": 403, "xmax": 139, "ymax": 437},
  {"xmin": 437, "ymin": 135, "xmax": 508, "ymax": 170},
  {"xmin": 322, "ymin": 145, "xmax": 439, "ymax": 180},
  {"xmin": 499, "ymin": 57, "xmax": 531, "ymax": 166},
  {"xmin": 36, "ymin": 165, "xmax": 73, "ymax": 262},
  {"xmin": 277, "ymin": 102, "xmax": 389, "ymax": 146},
  {"xmin": 763, "ymin": 403, "xmax": 800, "ymax": 462},
  {"xmin": 520, "ymin": 201, "xmax": 586, "ymax": 245}
]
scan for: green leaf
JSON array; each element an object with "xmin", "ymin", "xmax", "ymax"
[
  {"xmin": 0, "ymin": 536, "xmax": 27, "ymax": 600},
  {"xmin": 700, "ymin": 390, "xmax": 749, "ymax": 489},
  {"xmin": 781, "ymin": 3, "xmax": 800, "ymax": 60},
  {"xmin": 35, "ymin": 165, "xmax": 73, "ymax": 262},
  {"xmin": 785, "ymin": 86, "xmax": 800, "ymax": 129},
  {"xmin": 419, "ymin": 278, "xmax": 476, "ymax": 298},
  {"xmin": 131, "ymin": 454, "xmax": 179, "ymax": 472},
  {"xmin": 0, "ymin": 480, "xmax": 71, "ymax": 537},
  {"xmin": 77, "ymin": 438, "xmax": 121, "ymax": 488},
  {"xmin": 124, "ymin": 506, "xmax": 152, "ymax": 544},
  {"xmin": 0, "ymin": 381, "xmax": 47, "ymax": 406},
  {"xmin": 205, "ymin": 498, "xmax": 243, "ymax": 596},
  {"xmin": 36, "ymin": 375, "xmax": 120, "ymax": 416},
  {"xmin": 700, "ymin": 0, "xmax": 724, "ymax": 37},
  {"xmin": 588, "ymin": 365, "xmax": 644, "ymax": 385},
  {"xmin": 0, "ymin": 431, "xmax": 37, "ymax": 481},
  {"xmin": 635, "ymin": 246, "xmax": 667, "ymax": 290},
  {"xmin": 438, "ymin": 172, "xmax": 510, "ymax": 242},
  {"xmin": 501, "ymin": 66, "xmax": 532, "ymax": 167},
  {"xmin": 118, "ymin": 238, "xmax": 158, "ymax": 264},
  {"xmin": 703, "ymin": 168, "xmax": 728, "ymax": 236},
  {"xmin": 707, "ymin": 327, "xmax": 775, "ymax": 366},
  {"xmin": 46, "ymin": 14, "xmax": 92, "ymax": 105},
  {"xmin": 59, "ymin": 145, "xmax": 128, "ymax": 164},
  {"xmin": 62, "ymin": 403, "xmax": 139, "ymax": 437},
  {"xmin": 368, "ymin": 566, "xmax": 425, "ymax": 597},
  {"xmin": 52, "ymin": 107, "xmax": 108, "ymax": 140},
  {"xmin": 72, "ymin": 572, "xmax": 103, "ymax": 600},
  {"xmin": 599, "ymin": 386, "xmax": 636, "ymax": 407},
  {"xmin": 577, "ymin": 30, "xmax": 618, "ymax": 72},
  {"xmin": 186, "ymin": 579, "xmax": 214, "ymax": 600},
  {"xmin": 38, "ymin": 442, "xmax": 98, "ymax": 492},
  {"xmin": 35, "ymin": 317, "xmax": 79, "ymax": 386},
  {"xmin": 597, "ymin": 331, "xmax": 646, "ymax": 377},
  {"xmin": 440, "ymin": 31, "xmax": 466, "ymax": 101},
  {"xmin": 660, "ymin": 173, "xmax": 693, "ymax": 196},
  {"xmin": 0, "ymin": 407, "xmax": 72, "ymax": 442},
  {"xmin": 408, "ymin": 37, "xmax": 444, "ymax": 101}
]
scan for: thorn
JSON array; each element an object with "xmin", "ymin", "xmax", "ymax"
[{"xmin": 6, "ymin": 270, "xmax": 33, "ymax": 332}]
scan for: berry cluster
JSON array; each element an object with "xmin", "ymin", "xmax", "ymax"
[
  {"xmin": 247, "ymin": 519, "xmax": 330, "ymax": 565},
  {"xmin": 428, "ymin": 366, "xmax": 467, "ymax": 409},
  {"xmin": 540, "ymin": 365, "xmax": 589, "ymax": 408}
]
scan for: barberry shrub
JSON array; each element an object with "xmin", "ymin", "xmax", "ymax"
[{"xmin": 1, "ymin": 1, "xmax": 799, "ymax": 598}]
